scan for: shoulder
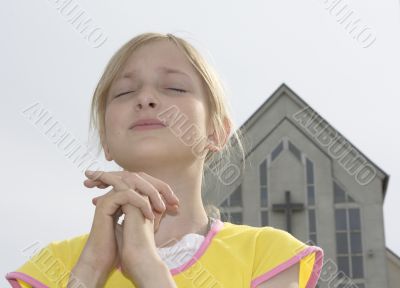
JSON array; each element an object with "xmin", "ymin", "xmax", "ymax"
[
  {"xmin": 217, "ymin": 222, "xmax": 323, "ymax": 288},
  {"xmin": 250, "ymin": 226, "xmax": 324, "ymax": 288},
  {"xmin": 218, "ymin": 221, "xmax": 307, "ymax": 252},
  {"xmin": 5, "ymin": 233, "xmax": 89, "ymax": 288}
]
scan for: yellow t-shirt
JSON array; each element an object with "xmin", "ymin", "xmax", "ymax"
[{"xmin": 5, "ymin": 219, "xmax": 324, "ymax": 287}]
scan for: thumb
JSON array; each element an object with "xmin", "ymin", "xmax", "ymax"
[{"xmin": 92, "ymin": 196, "xmax": 102, "ymax": 205}]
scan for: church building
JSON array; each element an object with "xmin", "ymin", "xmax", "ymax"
[{"xmin": 203, "ymin": 83, "xmax": 399, "ymax": 288}]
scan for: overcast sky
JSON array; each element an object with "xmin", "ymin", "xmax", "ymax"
[{"xmin": 1, "ymin": 1, "xmax": 399, "ymax": 285}]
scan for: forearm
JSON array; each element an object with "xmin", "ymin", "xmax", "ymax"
[{"xmin": 67, "ymin": 262, "xmax": 109, "ymax": 288}]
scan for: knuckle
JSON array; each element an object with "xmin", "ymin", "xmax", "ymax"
[
  {"xmin": 127, "ymin": 191, "xmax": 136, "ymax": 203},
  {"xmin": 121, "ymin": 171, "xmax": 130, "ymax": 176},
  {"xmin": 163, "ymin": 182, "xmax": 172, "ymax": 191},
  {"xmin": 124, "ymin": 172, "xmax": 139, "ymax": 183},
  {"xmin": 122, "ymin": 191, "xmax": 131, "ymax": 202},
  {"xmin": 138, "ymin": 195, "xmax": 149, "ymax": 207},
  {"xmin": 127, "ymin": 190, "xmax": 142, "ymax": 206},
  {"xmin": 137, "ymin": 171, "xmax": 146, "ymax": 177},
  {"xmin": 132, "ymin": 172, "xmax": 141, "ymax": 179}
]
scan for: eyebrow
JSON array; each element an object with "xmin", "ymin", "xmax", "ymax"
[{"xmin": 115, "ymin": 66, "xmax": 193, "ymax": 82}]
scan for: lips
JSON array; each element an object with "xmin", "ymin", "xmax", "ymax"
[{"xmin": 130, "ymin": 118, "xmax": 167, "ymax": 129}]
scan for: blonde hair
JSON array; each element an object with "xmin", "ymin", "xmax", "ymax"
[{"xmin": 88, "ymin": 32, "xmax": 246, "ymax": 219}]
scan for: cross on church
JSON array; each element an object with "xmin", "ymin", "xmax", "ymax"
[{"xmin": 272, "ymin": 190, "xmax": 304, "ymax": 234}]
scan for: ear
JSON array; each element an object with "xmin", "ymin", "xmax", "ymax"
[
  {"xmin": 101, "ymin": 133, "xmax": 113, "ymax": 161},
  {"xmin": 206, "ymin": 117, "xmax": 231, "ymax": 152}
]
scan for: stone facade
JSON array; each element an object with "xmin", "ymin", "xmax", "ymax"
[{"xmin": 203, "ymin": 83, "xmax": 398, "ymax": 288}]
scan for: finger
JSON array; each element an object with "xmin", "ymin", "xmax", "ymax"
[
  {"xmin": 120, "ymin": 203, "xmax": 155, "ymax": 250},
  {"xmin": 134, "ymin": 172, "xmax": 180, "ymax": 206},
  {"xmin": 153, "ymin": 209, "xmax": 165, "ymax": 233},
  {"xmin": 84, "ymin": 170, "xmax": 105, "ymax": 181},
  {"xmin": 100, "ymin": 188, "xmax": 154, "ymax": 220},
  {"xmin": 121, "ymin": 173, "xmax": 166, "ymax": 213},
  {"xmin": 85, "ymin": 170, "xmax": 129, "ymax": 191},
  {"xmin": 158, "ymin": 193, "xmax": 179, "ymax": 214},
  {"xmin": 99, "ymin": 171, "xmax": 180, "ymax": 207},
  {"xmin": 91, "ymin": 187, "xmax": 115, "ymax": 206},
  {"xmin": 114, "ymin": 223, "xmax": 123, "ymax": 267},
  {"xmin": 92, "ymin": 196, "xmax": 99, "ymax": 205},
  {"xmin": 84, "ymin": 179, "xmax": 110, "ymax": 188},
  {"xmin": 88, "ymin": 171, "xmax": 178, "ymax": 213}
]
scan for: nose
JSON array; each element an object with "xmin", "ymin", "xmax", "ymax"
[{"xmin": 135, "ymin": 88, "xmax": 159, "ymax": 111}]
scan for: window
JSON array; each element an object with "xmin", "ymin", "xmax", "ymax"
[
  {"xmin": 259, "ymin": 158, "xmax": 269, "ymax": 226},
  {"xmin": 288, "ymin": 140, "xmax": 301, "ymax": 161},
  {"xmin": 259, "ymin": 158, "xmax": 268, "ymax": 207},
  {"xmin": 306, "ymin": 157, "xmax": 317, "ymax": 244},
  {"xmin": 220, "ymin": 185, "xmax": 242, "ymax": 207},
  {"xmin": 334, "ymin": 181, "xmax": 356, "ymax": 203},
  {"xmin": 333, "ymin": 181, "xmax": 365, "ymax": 281},
  {"xmin": 306, "ymin": 158, "xmax": 314, "ymax": 185},
  {"xmin": 230, "ymin": 212, "xmax": 243, "ymax": 225},
  {"xmin": 230, "ymin": 185, "xmax": 242, "ymax": 207},
  {"xmin": 219, "ymin": 184, "xmax": 243, "ymax": 225},
  {"xmin": 336, "ymin": 232, "xmax": 348, "ymax": 254},
  {"xmin": 349, "ymin": 208, "xmax": 361, "ymax": 230},
  {"xmin": 261, "ymin": 210, "xmax": 269, "ymax": 226},
  {"xmin": 307, "ymin": 185, "xmax": 315, "ymax": 206},
  {"xmin": 334, "ymin": 182, "xmax": 346, "ymax": 203},
  {"xmin": 335, "ymin": 209, "xmax": 347, "ymax": 231},
  {"xmin": 271, "ymin": 141, "xmax": 284, "ymax": 161},
  {"xmin": 308, "ymin": 209, "xmax": 317, "ymax": 245},
  {"xmin": 220, "ymin": 210, "xmax": 243, "ymax": 224}
]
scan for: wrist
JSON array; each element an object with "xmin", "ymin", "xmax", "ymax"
[
  {"xmin": 68, "ymin": 261, "xmax": 109, "ymax": 288},
  {"xmin": 126, "ymin": 254, "xmax": 176, "ymax": 288},
  {"xmin": 124, "ymin": 251, "xmax": 160, "ymax": 277}
]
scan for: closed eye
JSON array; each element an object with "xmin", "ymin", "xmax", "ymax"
[
  {"xmin": 168, "ymin": 88, "xmax": 186, "ymax": 93},
  {"xmin": 114, "ymin": 91, "xmax": 134, "ymax": 98},
  {"xmin": 114, "ymin": 88, "xmax": 186, "ymax": 98}
]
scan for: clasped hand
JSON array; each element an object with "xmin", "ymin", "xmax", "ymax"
[{"xmin": 82, "ymin": 170, "xmax": 180, "ymax": 282}]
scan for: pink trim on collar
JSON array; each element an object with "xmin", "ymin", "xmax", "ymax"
[
  {"xmin": 6, "ymin": 271, "xmax": 48, "ymax": 288},
  {"xmin": 170, "ymin": 218, "xmax": 224, "ymax": 275}
]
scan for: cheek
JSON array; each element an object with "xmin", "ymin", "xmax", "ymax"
[
  {"xmin": 104, "ymin": 105, "xmax": 125, "ymax": 132},
  {"xmin": 182, "ymin": 101, "xmax": 209, "ymax": 133}
]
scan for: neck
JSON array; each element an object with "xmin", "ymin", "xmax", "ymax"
[{"xmin": 124, "ymin": 160, "xmax": 210, "ymax": 248}]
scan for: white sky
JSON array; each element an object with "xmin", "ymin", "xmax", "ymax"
[{"xmin": 1, "ymin": 0, "xmax": 399, "ymax": 285}]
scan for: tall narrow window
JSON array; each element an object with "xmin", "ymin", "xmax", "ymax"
[
  {"xmin": 305, "ymin": 157, "xmax": 317, "ymax": 244},
  {"xmin": 219, "ymin": 184, "xmax": 243, "ymax": 224},
  {"xmin": 260, "ymin": 158, "xmax": 268, "ymax": 207},
  {"xmin": 288, "ymin": 141, "xmax": 301, "ymax": 162},
  {"xmin": 334, "ymin": 181, "xmax": 365, "ymax": 283},
  {"xmin": 259, "ymin": 158, "xmax": 268, "ymax": 226},
  {"xmin": 271, "ymin": 141, "xmax": 284, "ymax": 161}
]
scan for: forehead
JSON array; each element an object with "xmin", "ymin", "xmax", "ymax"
[{"xmin": 115, "ymin": 39, "xmax": 199, "ymax": 82}]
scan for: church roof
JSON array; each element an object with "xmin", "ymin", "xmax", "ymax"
[
  {"xmin": 386, "ymin": 247, "xmax": 400, "ymax": 267},
  {"xmin": 234, "ymin": 83, "xmax": 389, "ymax": 199}
]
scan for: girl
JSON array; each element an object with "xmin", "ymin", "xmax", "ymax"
[{"xmin": 6, "ymin": 32, "xmax": 324, "ymax": 287}]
